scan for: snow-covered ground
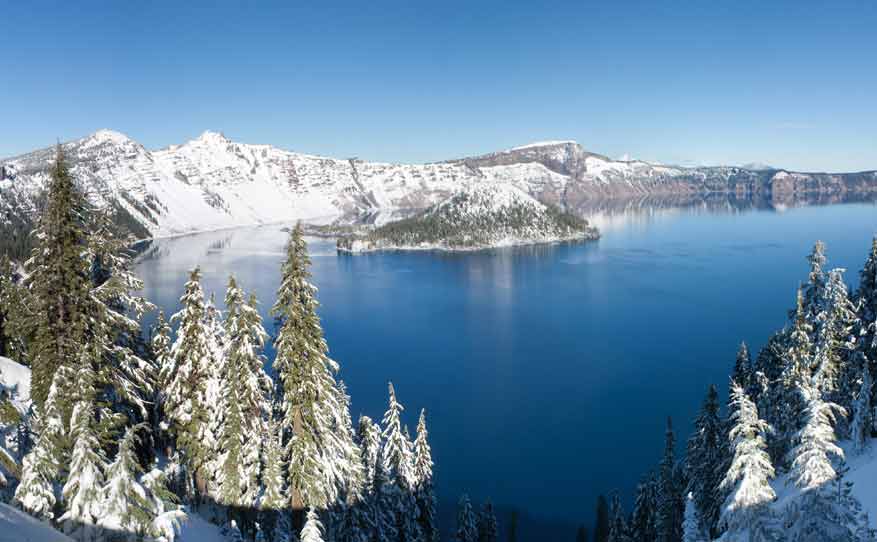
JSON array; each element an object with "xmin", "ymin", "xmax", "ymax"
[{"xmin": 0, "ymin": 503, "xmax": 72, "ymax": 542}]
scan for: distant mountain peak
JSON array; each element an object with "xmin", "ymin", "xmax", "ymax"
[
  {"xmin": 83, "ymin": 129, "xmax": 137, "ymax": 147},
  {"xmin": 509, "ymin": 140, "xmax": 578, "ymax": 151},
  {"xmin": 195, "ymin": 130, "xmax": 231, "ymax": 145}
]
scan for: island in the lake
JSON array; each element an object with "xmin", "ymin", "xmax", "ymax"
[{"xmin": 336, "ymin": 183, "xmax": 600, "ymax": 253}]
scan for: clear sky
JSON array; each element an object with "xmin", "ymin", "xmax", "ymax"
[{"xmin": 2, "ymin": 1, "xmax": 875, "ymax": 171}]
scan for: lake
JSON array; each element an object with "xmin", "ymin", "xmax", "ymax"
[{"xmin": 134, "ymin": 196, "xmax": 877, "ymax": 538}]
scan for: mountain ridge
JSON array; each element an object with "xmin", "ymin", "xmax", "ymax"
[{"xmin": 1, "ymin": 130, "xmax": 875, "ymax": 239}]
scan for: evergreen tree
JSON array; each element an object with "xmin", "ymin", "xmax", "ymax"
[
  {"xmin": 788, "ymin": 381, "xmax": 846, "ymax": 491},
  {"xmin": 852, "ymin": 362, "xmax": 873, "ymax": 454},
  {"xmin": 60, "ymin": 362, "xmax": 107, "ymax": 541},
  {"xmin": 100, "ymin": 424, "xmax": 154, "ymax": 539},
  {"xmin": 607, "ymin": 493, "xmax": 630, "ymax": 542},
  {"xmin": 413, "ymin": 409, "xmax": 438, "ymax": 542},
  {"xmin": 20, "ymin": 146, "xmax": 92, "ymax": 410},
  {"xmin": 381, "ymin": 382, "xmax": 419, "ymax": 542},
  {"xmin": 218, "ymin": 277, "xmax": 271, "ymax": 508},
  {"xmin": 655, "ymin": 418, "xmax": 681, "ymax": 542},
  {"xmin": 13, "ymin": 366, "xmax": 70, "ymax": 520},
  {"xmin": 785, "ymin": 465, "xmax": 866, "ymax": 542},
  {"xmin": 271, "ymin": 224, "xmax": 357, "ymax": 522},
  {"xmin": 456, "ymin": 494, "xmax": 478, "ymax": 542},
  {"xmin": 141, "ymin": 466, "xmax": 186, "ymax": 542},
  {"xmin": 630, "ymin": 474, "xmax": 657, "ymax": 542},
  {"xmin": 857, "ymin": 237, "xmax": 877, "ymax": 370},
  {"xmin": 718, "ymin": 382, "xmax": 775, "ymax": 537},
  {"xmin": 813, "ymin": 268, "xmax": 859, "ymax": 413},
  {"xmin": 774, "ymin": 288, "xmax": 814, "ymax": 465},
  {"xmin": 684, "ymin": 384, "xmax": 724, "ymax": 536},
  {"xmin": 165, "ymin": 267, "xmax": 214, "ymax": 496},
  {"xmin": 260, "ymin": 420, "xmax": 290, "ymax": 542},
  {"xmin": 357, "ymin": 415, "xmax": 393, "ymax": 542},
  {"xmin": 732, "ymin": 342, "xmax": 752, "ymax": 392},
  {"xmin": 594, "ymin": 495, "xmax": 610, "ymax": 542},
  {"xmin": 803, "ymin": 240, "xmax": 828, "ymax": 318},
  {"xmin": 301, "ymin": 508, "xmax": 325, "ymax": 542},
  {"xmin": 680, "ymin": 493, "xmax": 706, "ymax": 542},
  {"xmin": 477, "ymin": 500, "xmax": 499, "ymax": 542}
]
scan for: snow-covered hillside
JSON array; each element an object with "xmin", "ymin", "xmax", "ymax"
[
  {"xmin": 2, "ymin": 131, "xmax": 874, "ymax": 239},
  {"xmin": 0, "ymin": 503, "xmax": 72, "ymax": 542},
  {"xmin": 337, "ymin": 183, "xmax": 599, "ymax": 252}
]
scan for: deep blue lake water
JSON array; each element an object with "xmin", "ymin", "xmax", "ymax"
[{"xmin": 135, "ymin": 198, "xmax": 877, "ymax": 538}]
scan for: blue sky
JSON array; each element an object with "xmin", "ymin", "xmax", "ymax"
[{"xmin": 2, "ymin": 1, "xmax": 875, "ymax": 171}]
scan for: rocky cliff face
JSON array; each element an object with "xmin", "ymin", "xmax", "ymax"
[{"xmin": 1, "ymin": 131, "xmax": 874, "ymax": 238}]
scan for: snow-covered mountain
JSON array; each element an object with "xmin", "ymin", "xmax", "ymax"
[
  {"xmin": 337, "ymin": 183, "xmax": 599, "ymax": 252},
  {"xmin": 1, "ymin": 130, "xmax": 875, "ymax": 238}
]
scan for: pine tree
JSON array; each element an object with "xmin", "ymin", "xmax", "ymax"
[
  {"xmin": 785, "ymin": 465, "xmax": 866, "ymax": 542},
  {"xmin": 60, "ymin": 362, "xmax": 107, "ymax": 541},
  {"xmin": 681, "ymin": 493, "xmax": 706, "ymax": 542},
  {"xmin": 803, "ymin": 240, "xmax": 828, "ymax": 318},
  {"xmin": 478, "ymin": 500, "xmax": 499, "ymax": 542},
  {"xmin": 301, "ymin": 508, "xmax": 325, "ymax": 542},
  {"xmin": 13, "ymin": 366, "xmax": 70, "ymax": 520},
  {"xmin": 732, "ymin": 342, "xmax": 752, "ymax": 392},
  {"xmin": 271, "ymin": 224, "xmax": 357, "ymax": 522},
  {"xmin": 381, "ymin": 382, "xmax": 419, "ymax": 542},
  {"xmin": 413, "ymin": 409, "xmax": 438, "ymax": 542},
  {"xmin": 357, "ymin": 415, "xmax": 393, "ymax": 542},
  {"xmin": 218, "ymin": 277, "xmax": 271, "ymax": 508},
  {"xmin": 607, "ymin": 493, "xmax": 630, "ymax": 542},
  {"xmin": 141, "ymin": 465, "xmax": 186, "ymax": 542},
  {"xmin": 857, "ymin": 237, "xmax": 877, "ymax": 369},
  {"xmin": 594, "ymin": 495, "xmax": 610, "ymax": 542},
  {"xmin": 685, "ymin": 384, "xmax": 724, "ymax": 536},
  {"xmin": 774, "ymin": 287, "xmax": 814, "ymax": 464},
  {"xmin": 630, "ymin": 474, "xmax": 657, "ymax": 542},
  {"xmin": 852, "ymin": 361, "xmax": 873, "ymax": 454},
  {"xmin": 813, "ymin": 269, "xmax": 859, "ymax": 413},
  {"xmin": 260, "ymin": 420, "xmax": 290, "ymax": 542},
  {"xmin": 100, "ymin": 424, "xmax": 154, "ymax": 539},
  {"xmin": 165, "ymin": 267, "xmax": 214, "ymax": 495},
  {"xmin": 21, "ymin": 146, "xmax": 92, "ymax": 410},
  {"xmin": 656, "ymin": 418, "xmax": 681, "ymax": 542},
  {"xmin": 788, "ymin": 381, "xmax": 846, "ymax": 491},
  {"xmin": 456, "ymin": 494, "xmax": 478, "ymax": 542},
  {"xmin": 718, "ymin": 382, "xmax": 775, "ymax": 537}
]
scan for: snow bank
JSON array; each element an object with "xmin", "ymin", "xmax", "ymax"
[
  {"xmin": 0, "ymin": 357, "xmax": 31, "ymax": 413},
  {"xmin": 0, "ymin": 503, "xmax": 72, "ymax": 542}
]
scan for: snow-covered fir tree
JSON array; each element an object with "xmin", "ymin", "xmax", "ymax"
[
  {"xmin": 785, "ymin": 465, "xmax": 867, "ymax": 542},
  {"xmin": 852, "ymin": 362, "xmax": 873, "ymax": 454},
  {"xmin": 218, "ymin": 277, "xmax": 271, "ymax": 509},
  {"xmin": 857, "ymin": 237, "xmax": 877, "ymax": 367},
  {"xmin": 13, "ymin": 365, "xmax": 70, "ymax": 520},
  {"xmin": 788, "ymin": 381, "xmax": 846, "ymax": 491},
  {"xmin": 260, "ymin": 419, "xmax": 291, "ymax": 542},
  {"xmin": 813, "ymin": 268, "xmax": 859, "ymax": 414},
  {"xmin": 356, "ymin": 415, "xmax": 394, "ymax": 542},
  {"xmin": 141, "ymin": 466, "xmax": 186, "ymax": 542},
  {"xmin": 732, "ymin": 342, "xmax": 753, "ymax": 393},
  {"xmin": 413, "ymin": 409, "xmax": 438, "ymax": 542},
  {"xmin": 381, "ymin": 382, "xmax": 419, "ymax": 542},
  {"xmin": 607, "ymin": 493, "xmax": 631, "ymax": 542},
  {"xmin": 19, "ymin": 146, "xmax": 92, "ymax": 410},
  {"xmin": 718, "ymin": 381, "xmax": 776, "ymax": 538},
  {"xmin": 685, "ymin": 384, "xmax": 726, "ymax": 536},
  {"xmin": 630, "ymin": 473, "xmax": 657, "ymax": 542},
  {"xmin": 681, "ymin": 493, "xmax": 706, "ymax": 542},
  {"xmin": 477, "ymin": 500, "xmax": 498, "ymax": 542},
  {"xmin": 455, "ymin": 494, "xmax": 478, "ymax": 542},
  {"xmin": 151, "ymin": 310, "xmax": 173, "ymax": 448},
  {"xmin": 271, "ymin": 224, "xmax": 358, "ymax": 523},
  {"xmin": 656, "ymin": 417, "xmax": 681, "ymax": 542},
  {"xmin": 60, "ymin": 361, "xmax": 107, "ymax": 541},
  {"xmin": 100, "ymin": 424, "xmax": 154, "ymax": 539},
  {"xmin": 165, "ymin": 267, "xmax": 214, "ymax": 495},
  {"xmin": 301, "ymin": 508, "xmax": 325, "ymax": 542},
  {"xmin": 803, "ymin": 241, "xmax": 828, "ymax": 319}
]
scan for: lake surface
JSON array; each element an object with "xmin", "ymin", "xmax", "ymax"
[{"xmin": 135, "ymin": 197, "xmax": 877, "ymax": 536}]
